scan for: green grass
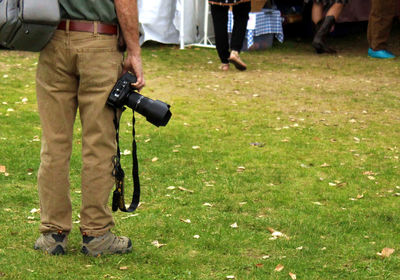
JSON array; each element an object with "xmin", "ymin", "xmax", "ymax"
[{"xmin": 0, "ymin": 33, "xmax": 400, "ymax": 279}]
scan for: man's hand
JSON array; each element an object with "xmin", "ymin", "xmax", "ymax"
[
  {"xmin": 124, "ymin": 53, "xmax": 145, "ymax": 91},
  {"xmin": 115, "ymin": 0, "xmax": 145, "ymax": 91}
]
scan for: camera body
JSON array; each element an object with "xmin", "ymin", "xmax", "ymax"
[{"xmin": 107, "ymin": 72, "xmax": 172, "ymax": 127}]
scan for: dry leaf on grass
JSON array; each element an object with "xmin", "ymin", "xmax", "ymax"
[
  {"xmin": 30, "ymin": 208, "xmax": 40, "ymax": 214},
  {"xmin": 151, "ymin": 157, "xmax": 159, "ymax": 162},
  {"xmin": 230, "ymin": 222, "xmax": 238, "ymax": 228},
  {"xmin": 320, "ymin": 163, "xmax": 330, "ymax": 167},
  {"xmin": 237, "ymin": 166, "xmax": 246, "ymax": 172},
  {"xmin": 0, "ymin": 165, "xmax": 6, "ymax": 173},
  {"xmin": 275, "ymin": 264, "xmax": 284, "ymax": 272},
  {"xmin": 289, "ymin": 272, "xmax": 297, "ymax": 279},
  {"xmin": 121, "ymin": 213, "xmax": 139, "ymax": 220},
  {"xmin": 377, "ymin": 248, "xmax": 395, "ymax": 258},
  {"xmin": 180, "ymin": 218, "xmax": 191, "ymax": 224},
  {"xmin": 226, "ymin": 276, "xmax": 235, "ymax": 279},
  {"xmin": 178, "ymin": 187, "xmax": 194, "ymax": 193},
  {"xmin": 267, "ymin": 227, "xmax": 289, "ymax": 239},
  {"xmin": 119, "ymin": 266, "xmax": 128, "ymax": 270},
  {"xmin": 363, "ymin": 171, "xmax": 375, "ymax": 175},
  {"xmin": 151, "ymin": 240, "xmax": 166, "ymax": 248},
  {"xmin": 203, "ymin": 202, "xmax": 213, "ymax": 207}
]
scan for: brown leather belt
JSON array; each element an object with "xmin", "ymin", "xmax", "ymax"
[{"xmin": 57, "ymin": 20, "xmax": 118, "ymax": 35}]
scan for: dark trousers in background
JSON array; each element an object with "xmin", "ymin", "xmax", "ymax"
[
  {"xmin": 367, "ymin": 0, "xmax": 398, "ymax": 51},
  {"xmin": 210, "ymin": 2, "xmax": 251, "ymax": 63}
]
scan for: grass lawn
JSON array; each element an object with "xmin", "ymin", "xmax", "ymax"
[{"xmin": 0, "ymin": 29, "xmax": 400, "ymax": 279}]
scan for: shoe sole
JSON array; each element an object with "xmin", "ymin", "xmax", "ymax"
[
  {"xmin": 229, "ymin": 58, "xmax": 247, "ymax": 71},
  {"xmin": 81, "ymin": 245, "xmax": 132, "ymax": 257}
]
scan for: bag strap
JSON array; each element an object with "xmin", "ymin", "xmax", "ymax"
[{"xmin": 112, "ymin": 108, "xmax": 140, "ymax": 212}]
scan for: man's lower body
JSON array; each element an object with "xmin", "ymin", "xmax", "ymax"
[
  {"xmin": 210, "ymin": 2, "xmax": 251, "ymax": 71},
  {"xmin": 35, "ymin": 23, "xmax": 131, "ymax": 256},
  {"xmin": 367, "ymin": 0, "xmax": 397, "ymax": 59}
]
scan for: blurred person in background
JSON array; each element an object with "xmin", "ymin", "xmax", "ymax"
[
  {"xmin": 306, "ymin": 0, "xmax": 349, "ymax": 54},
  {"xmin": 367, "ymin": 0, "xmax": 397, "ymax": 59},
  {"xmin": 209, "ymin": 0, "xmax": 251, "ymax": 71}
]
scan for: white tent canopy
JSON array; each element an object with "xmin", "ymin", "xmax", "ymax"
[{"xmin": 138, "ymin": 0, "xmax": 214, "ymax": 48}]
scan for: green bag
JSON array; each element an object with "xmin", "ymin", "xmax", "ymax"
[{"xmin": 0, "ymin": 0, "xmax": 60, "ymax": 51}]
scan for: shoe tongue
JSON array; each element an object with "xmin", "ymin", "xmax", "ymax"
[{"xmin": 51, "ymin": 233, "xmax": 65, "ymax": 242}]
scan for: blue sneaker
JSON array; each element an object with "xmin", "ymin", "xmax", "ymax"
[{"xmin": 368, "ymin": 48, "xmax": 395, "ymax": 59}]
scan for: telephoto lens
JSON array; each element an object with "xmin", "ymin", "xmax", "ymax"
[
  {"xmin": 126, "ymin": 92, "xmax": 172, "ymax": 127},
  {"xmin": 107, "ymin": 72, "xmax": 172, "ymax": 127}
]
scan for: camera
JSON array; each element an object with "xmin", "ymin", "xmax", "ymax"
[{"xmin": 107, "ymin": 72, "xmax": 172, "ymax": 127}]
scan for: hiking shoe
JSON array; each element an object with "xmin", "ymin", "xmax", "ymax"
[
  {"xmin": 34, "ymin": 231, "xmax": 67, "ymax": 255},
  {"xmin": 81, "ymin": 231, "xmax": 132, "ymax": 257}
]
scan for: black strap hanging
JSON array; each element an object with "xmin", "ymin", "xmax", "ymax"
[{"xmin": 112, "ymin": 108, "xmax": 140, "ymax": 212}]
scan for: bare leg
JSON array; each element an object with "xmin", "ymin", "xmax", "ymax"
[
  {"xmin": 326, "ymin": 3, "xmax": 344, "ymax": 21},
  {"xmin": 312, "ymin": 3, "xmax": 324, "ymax": 24}
]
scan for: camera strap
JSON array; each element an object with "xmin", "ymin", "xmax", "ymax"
[{"xmin": 111, "ymin": 108, "xmax": 140, "ymax": 212}]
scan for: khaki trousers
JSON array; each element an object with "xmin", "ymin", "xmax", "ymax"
[
  {"xmin": 367, "ymin": 0, "xmax": 398, "ymax": 51},
  {"xmin": 36, "ymin": 28, "xmax": 123, "ymax": 236}
]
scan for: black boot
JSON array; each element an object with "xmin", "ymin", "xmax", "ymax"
[{"xmin": 312, "ymin": 16, "xmax": 337, "ymax": 54}]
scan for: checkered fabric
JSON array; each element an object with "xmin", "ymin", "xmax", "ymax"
[{"xmin": 228, "ymin": 9, "xmax": 284, "ymax": 49}]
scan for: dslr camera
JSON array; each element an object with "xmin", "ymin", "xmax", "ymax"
[{"xmin": 107, "ymin": 72, "xmax": 172, "ymax": 126}]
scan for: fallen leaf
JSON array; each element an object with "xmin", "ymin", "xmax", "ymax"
[
  {"xmin": 180, "ymin": 218, "xmax": 191, "ymax": 224},
  {"xmin": 30, "ymin": 208, "xmax": 40, "ymax": 214},
  {"xmin": 167, "ymin": 186, "xmax": 176, "ymax": 190},
  {"xmin": 226, "ymin": 276, "xmax": 235, "ymax": 279},
  {"xmin": 0, "ymin": 165, "xmax": 5, "ymax": 173},
  {"xmin": 151, "ymin": 240, "xmax": 166, "ymax": 248},
  {"xmin": 250, "ymin": 142, "xmax": 265, "ymax": 147},
  {"xmin": 262, "ymin": 255, "xmax": 270, "ymax": 259},
  {"xmin": 151, "ymin": 157, "xmax": 159, "ymax": 162},
  {"xmin": 121, "ymin": 213, "xmax": 139, "ymax": 220},
  {"xmin": 122, "ymin": 149, "xmax": 131, "ymax": 155},
  {"xmin": 312, "ymin": 202, "xmax": 323, "ymax": 206},
  {"xmin": 237, "ymin": 166, "xmax": 245, "ymax": 172},
  {"xmin": 192, "ymin": 146, "xmax": 200, "ymax": 150},
  {"xmin": 363, "ymin": 171, "xmax": 375, "ymax": 176},
  {"xmin": 377, "ymin": 248, "xmax": 395, "ymax": 258},
  {"xmin": 203, "ymin": 202, "xmax": 213, "ymax": 207},
  {"xmin": 230, "ymin": 222, "xmax": 238, "ymax": 228},
  {"xmin": 275, "ymin": 264, "xmax": 284, "ymax": 272},
  {"xmin": 178, "ymin": 187, "xmax": 194, "ymax": 193},
  {"xmin": 296, "ymin": 246, "xmax": 303, "ymax": 250},
  {"xmin": 193, "ymin": 235, "xmax": 200, "ymax": 239},
  {"xmin": 367, "ymin": 176, "xmax": 376, "ymax": 180},
  {"xmin": 267, "ymin": 227, "xmax": 289, "ymax": 239},
  {"xmin": 356, "ymin": 194, "xmax": 364, "ymax": 199},
  {"xmin": 255, "ymin": 263, "xmax": 263, "ymax": 268},
  {"xmin": 289, "ymin": 272, "xmax": 297, "ymax": 279},
  {"xmin": 119, "ymin": 266, "xmax": 128, "ymax": 270},
  {"xmin": 320, "ymin": 163, "xmax": 330, "ymax": 167}
]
